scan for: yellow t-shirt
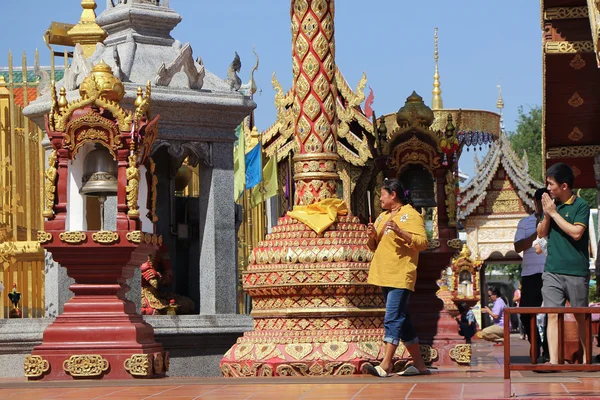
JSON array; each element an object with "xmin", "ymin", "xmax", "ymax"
[{"xmin": 367, "ymin": 204, "xmax": 428, "ymax": 291}]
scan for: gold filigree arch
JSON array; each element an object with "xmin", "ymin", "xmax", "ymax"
[{"xmin": 387, "ymin": 135, "xmax": 441, "ymax": 174}]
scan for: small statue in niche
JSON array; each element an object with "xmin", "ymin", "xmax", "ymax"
[{"xmin": 141, "ymin": 244, "xmax": 195, "ymax": 315}]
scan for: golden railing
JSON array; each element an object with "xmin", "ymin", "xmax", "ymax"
[
  {"xmin": 237, "ymin": 188, "xmax": 267, "ymax": 314},
  {"xmin": 0, "ymin": 50, "xmax": 46, "ymax": 318}
]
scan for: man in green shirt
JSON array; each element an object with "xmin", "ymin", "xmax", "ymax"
[{"xmin": 537, "ymin": 163, "xmax": 590, "ymax": 365}]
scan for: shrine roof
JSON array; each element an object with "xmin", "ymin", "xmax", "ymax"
[{"xmin": 458, "ymin": 133, "xmax": 543, "ymax": 219}]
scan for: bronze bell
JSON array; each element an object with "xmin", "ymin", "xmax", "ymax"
[
  {"xmin": 80, "ymin": 143, "xmax": 118, "ymax": 198},
  {"xmin": 399, "ymin": 164, "xmax": 437, "ymax": 208}
]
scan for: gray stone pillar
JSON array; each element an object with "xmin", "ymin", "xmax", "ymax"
[{"xmin": 198, "ymin": 142, "xmax": 237, "ymax": 315}]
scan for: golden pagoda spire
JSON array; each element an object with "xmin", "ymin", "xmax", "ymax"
[
  {"xmin": 67, "ymin": 0, "xmax": 107, "ymax": 59},
  {"xmin": 432, "ymin": 27, "xmax": 443, "ymax": 110},
  {"xmin": 496, "ymin": 83, "xmax": 505, "ymax": 113}
]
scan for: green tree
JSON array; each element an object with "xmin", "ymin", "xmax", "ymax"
[{"xmin": 507, "ymin": 106, "xmax": 543, "ymax": 183}]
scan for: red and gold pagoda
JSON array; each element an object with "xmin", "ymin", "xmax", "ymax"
[{"xmin": 24, "ymin": 61, "xmax": 167, "ymax": 380}]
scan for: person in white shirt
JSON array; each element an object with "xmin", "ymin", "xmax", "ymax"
[{"xmin": 514, "ymin": 188, "xmax": 549, "ymax": 362}]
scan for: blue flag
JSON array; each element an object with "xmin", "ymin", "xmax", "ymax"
[{"xmin": 245, "ymin": 143, "xmax": 262, "ymax": 189}]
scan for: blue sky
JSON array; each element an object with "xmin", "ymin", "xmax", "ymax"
[{"xmin": 0, "ymin": 0, "xmax": 542, "ymax": 178}]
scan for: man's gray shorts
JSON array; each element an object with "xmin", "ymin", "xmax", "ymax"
[{"xmin": 541, "ymin": 271, "xmax": 589, "ymax": 307}]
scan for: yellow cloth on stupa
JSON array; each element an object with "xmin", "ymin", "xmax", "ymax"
[{"xmin": 287, "ymin": 198, "xmax": 348, "ymax": 234}]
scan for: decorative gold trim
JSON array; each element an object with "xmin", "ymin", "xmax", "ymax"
[
  {"xmin": 126, "ymin": 230, "xmax": 142, "ymax": 244},
  {"xmin": 547, "ymin": 145, "xmax": 600, "ymax": 159},
  {"xmin": 37, "ymin": 231, "xmax": 53, "ymax": 244},
  {"xmin": 449, "ymin": 344, "xmax": 472, "ymax": 364},
  {"xmin": 24, "ymin": 355, "xmax": 50, "ymax": 378},
  {"xmin": 153, "ymin": 352, "xmax": 164, "ymax": 375},
  {"xmin": 164, "ymin": 352, "xmax": 170, "ymax": 372},
  {"xmin": 427, "ymin": 239, "xmax": 440, "ymax": 250},
  {"xmin": 447, "ymin": 238, "xmax": 463, "ymax": 249},
  {"xmin": 59, "ymin": 231, "xmax": 87, "ymax": 244},
  {"xmin": 545, "ymin": 6, "xmax": 588, "ymax": 20},
  {"xmin": 144, "ymin": 233, "xmax": 152, "ymax": 244},
  {"xmin": 419, "ymin": 345, "xmax": 438, "ymax": 363},
  {"xmin": 568, "ymin": 92, "xmax": 584, "ymax": 108},
  {"xmin": 568, "ymin": 127, "xmax": 584, "ymax": 142},
  {"xmin": 545, "ymin": 41, "xmax": 594, "ymax": 53},
  {"xmin": 570, "ymin": 54, "xmax": 586, "ymax": 69},
  {"xmin": 91, "ymin": 231, "xmax": 119, "ymax": 244},
  {"xmin": 126, "ymin": 153, "xmax": 140, "ymax": 219},
  {"xmin": 124, "ymin": 354, "xmax": 152, "ymax": 376},
  {"xmin": 42, "ymin": 150, "xmax": 58, "ymax": 218},
  {"xmin": 63, "ymin": 355, "xmax": 109, "ymax": 377}
]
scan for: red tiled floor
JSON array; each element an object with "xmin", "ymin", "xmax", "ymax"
[{"xmin": 0, "ymin": 335, "xmax": 599, "ymax": 399}]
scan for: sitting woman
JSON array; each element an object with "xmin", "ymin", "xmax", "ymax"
[
  {"xmin": 481, "ymin": 287, "xmax": 508, "ymax": 345},
  {"xmin": 456, "ymin": 302, "xmax": 478, "ymax": 344}
]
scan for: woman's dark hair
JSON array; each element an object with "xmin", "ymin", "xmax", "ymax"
[
  {"xmin": 457, "ymin": 302, "xmax": 470, "ymax": 314},
  {"xmin": 382, "ymin": 178, "xmax": 412, "ymax": 206},
  {"xmin": 534, "ymin": 188, "xmax": 548, "ymax": 201},
  {"xmin": 488, "ymin": 286, "xmax": 502, "ymax": 297},
  {"xmin": 546, "ymin": 162, "xmax": 574, "ymax": 189}
]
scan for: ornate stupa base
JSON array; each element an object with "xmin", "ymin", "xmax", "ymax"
[{"xmin": 221, "ymin": 329, "xmax": 385, "ymax": 377}]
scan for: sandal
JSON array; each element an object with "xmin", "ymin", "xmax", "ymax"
[
  {"xmin": 397, "ymin": 365, "xmax": 432, "ymax": 376},
  {"xmin": 363, "ymin": 364, "xmax": 392, "ymax": 377}
]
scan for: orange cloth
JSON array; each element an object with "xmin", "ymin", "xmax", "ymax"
[
  {"xmin": 287, "ymin": 198, "xmax": 348, "ymax": 234},
  {"xmin": 367, "ymin": 204, "xmax": 428, "ymax": 291}
]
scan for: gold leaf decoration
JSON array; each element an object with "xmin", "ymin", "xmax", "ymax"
[
  {"xmin": 285, "ymin": 343, "xmax": 313, "ymax": 360},
  {"xmin": 322, "ymin": 342, "xmax": 349, "ymax": 360},
  {"xmin": 63, "ymin": 355, "xmax": 109, "ymax": 377},
  {"xmin": 124, "ymin": 354, "xmax": 152, "ymax": 376},
  {"xmin": 24, "ymin": 355, "xmax": 50, "ymax": 378},
  {"xmin": 570, "ymin": 54, "xmax": 586, "ymax": 69},
  {"xmin": 91, "ymin": 231, "xmax": 119, "ymax": 244},
  {"xmin": 37, "ymin": 231, "xmax": 53, "ymax": 244},
  {"xmin": 126, "ymin": 230, "xmax": 142, "ymax": 244},
  {"xmin": 59, "ymin": 231, "xmax": 87, "ymax": 244},
  {"xmin": 568, "ymin": 92, "xmax": 584, "ymax": 108},
  {"xmin": 449, "ymin": 344, "xmax": 472, "ymax": 364},
  {"xmin": 568, "ymin": 127, "xmax": 583, "ymax": 141}
]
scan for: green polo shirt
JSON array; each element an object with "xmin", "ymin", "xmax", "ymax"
[{"xmin": 545, "ymin": 195, "xmax": 590, "ymax": 277}]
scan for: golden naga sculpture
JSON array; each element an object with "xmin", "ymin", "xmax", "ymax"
[
  {"xmin": 126, "ymin": 152, "xmax": 140, "ymax": 219},
  {"xmin": 42, "ymin": 150, "xmax": 58, "ymax": 218}
]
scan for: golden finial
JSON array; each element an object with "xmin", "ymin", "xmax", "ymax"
[
  {"xmin": 67, "ymin": 0, "xmax": 107, "ymax": 59},
  {"xmin": 58, "ymin": 87, "xmax": 68, "ymax": 113},
  {"xmin": 496, "ymin": 83, "xmax": 504, "ymax": 111},
  {"xmin": 432, "ymin": 28, "xmax": 443, "ymax": 110},
  {"xmin": 135, "ymin": 87, "xmax": 144, "ymax": 107}
]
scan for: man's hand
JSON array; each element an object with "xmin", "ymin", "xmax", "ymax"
[
  {"xmin": 541, "ymin": 193, "xmax": 556, "ymax": 217},
  {"xmin": 481, "ymin": 306, "xmax": 490, "ymax": 314}
]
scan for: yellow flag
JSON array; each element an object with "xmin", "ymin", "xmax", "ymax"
[
  {"xmin": 251, "ymin": 156, "xmax": 278, "ymax": 208},
  {"xmin": 233, "ymin": 123, "xmax": 245, "ymax": 201}
]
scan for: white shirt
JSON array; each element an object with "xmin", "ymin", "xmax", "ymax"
[{"xmin": 514, "ymin": 214, "xmax": 546, "ymax": 276}]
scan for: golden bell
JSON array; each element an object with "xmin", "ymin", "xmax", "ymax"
[{"xmin": 80, "ymin": 144, "xmax": 118, "ymax": 197}]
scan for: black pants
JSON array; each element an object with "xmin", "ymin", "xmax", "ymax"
[{"xmin": 519, "ymin": 273, "xmax": 549, "ymax": 359}]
